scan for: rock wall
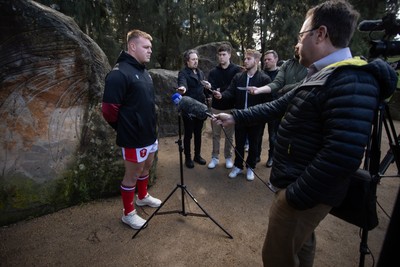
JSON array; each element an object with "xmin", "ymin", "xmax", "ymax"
[
  {"xmin": 0, "ymin": 0, "xmax": 118, "ymax": 225},
  {"xmin": 0, "ymin": 0, "xmax": 232, "ymax": 226},
  {"xmin": 150, "ymin": 69, "xmax": 180, "ymax": 137}
]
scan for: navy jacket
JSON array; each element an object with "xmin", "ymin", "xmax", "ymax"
[
  {"xmin": 232, "ymin": 58, "xmax": 397, "ymax": 210},
  {"xmin": 102, "ymin": 51, "xmax": 157, "ymax": 148}
]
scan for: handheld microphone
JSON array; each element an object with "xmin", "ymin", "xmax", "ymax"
[{"xmin": 177, "ymin": 96, "xmax": 213, "ymax": 120}]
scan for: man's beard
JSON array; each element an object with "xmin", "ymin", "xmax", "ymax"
[{"xmin": 245, "ymin": 63, "xmax": 255, "ymax": 71}]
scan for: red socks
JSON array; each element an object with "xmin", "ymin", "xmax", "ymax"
[
  {"xmin": 136, "ymin": 175, "xmax": 149, "ymax": 200},
  {"xmin": 120, "ymin": 184, "xmax": 135, "ymax": 215},
  {"xmin": 120, "ymin": 175, "xmax": 148, "ymax": 215}
]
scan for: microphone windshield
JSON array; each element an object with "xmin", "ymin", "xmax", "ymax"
[
  {"xmin": 178, "ymin": 96, "xmax": 210, "ymax": 120},
  {"xmin": 172, "ymin": 93, "xmax": 182, "ymax": 106},
  {"xmin": 358, "ymin": 19, "xmax": 384, "ymax": 32}
]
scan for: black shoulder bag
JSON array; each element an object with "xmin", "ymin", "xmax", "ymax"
[{"xmin": 329, "ymin": 168, "xmax": 379, "ymax": 230}]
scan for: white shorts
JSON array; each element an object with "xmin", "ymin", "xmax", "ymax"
[{"xmin": 122, "ymin": 140, "xmax": 158, "ymax": 163}]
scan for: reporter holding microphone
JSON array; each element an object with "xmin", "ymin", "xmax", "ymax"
[
  {"xmin": 176, "ymin": 49, "xmax": 210, "ymax": 168},
  {"xmin": 213, "ymin": 1, "xmax": 397, "ymax": 265}
]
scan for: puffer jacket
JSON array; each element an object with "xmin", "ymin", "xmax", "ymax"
[{"xmin": 232, "ymin": 58, "xmax": 397, "ymax": 210}]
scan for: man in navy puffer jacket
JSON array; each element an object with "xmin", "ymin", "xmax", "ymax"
[{"xmin": 213, "ymin": 1, "xmax": 398, "ymax": 266}]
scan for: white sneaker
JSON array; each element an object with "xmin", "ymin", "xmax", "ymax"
[
  {"xmin": 208, "ymin": 158, "xmax": 219, "ymax": 169},
  {"xmin": 225, "ymin": 158, "xmax": 233, "ymax": 169},
  {"xmin": 229, "ymin": 166, "xmax": 242, "ymax": 178},
  {"xmin": 136, "ymin": 194, "xmax": 162, "ymax": 207},
  {"xmin": 246, "ymin": 168, "xmax": 254, "ymax": 181},
  {"xmin": 122, "ymin": 210, "xmax": 146, "ymax": 229},
  {"xmin": 244, "ymin": 144, "xmax": 249, "ymax": 152}
]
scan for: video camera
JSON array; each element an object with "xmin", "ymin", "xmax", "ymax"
[{"xmin": 358, "ymin": 13, "xmax": 400, "ymax": 58}]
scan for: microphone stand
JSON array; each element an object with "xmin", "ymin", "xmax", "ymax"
[{"xmin": 132, "ymin": 112, "xmax": 233, "ymax": 239}]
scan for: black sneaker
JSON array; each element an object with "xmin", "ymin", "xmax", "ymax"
[
  {"xmin": 194, "ymin": 155, "xmax": 206, "ymax": 165},
  {"xmin": 185, "ymin": 158, "xmax": 194, "ymax": 168}
]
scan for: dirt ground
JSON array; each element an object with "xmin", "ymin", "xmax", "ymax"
[{"xmin": 1, "ymin": 120, "xmax": 399, "ymax": 267}]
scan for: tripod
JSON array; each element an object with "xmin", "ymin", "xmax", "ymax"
[
  {"xmin": 132, "ymin": 113, "xmax": 233, "ymax": 239},
  {"xmin": 378, "ymin": 103, "xmax": 400, "ymax": 176},
  {"xmin": 358, "ymin": 101, "xmax": 400, "ymax": 267}
]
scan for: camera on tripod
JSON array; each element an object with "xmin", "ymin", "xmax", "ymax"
[
  {"xmin": 358, "ymin": 13, "xmax": 400, "ymax": 58},
  {"xmin": 357, "ymin": 12, "xmax": 400, "ymax": 180}
]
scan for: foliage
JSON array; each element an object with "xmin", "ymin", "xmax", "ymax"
[{"xmin": 34, "ymin": 0, "xmax": 394, "ymax": 68}]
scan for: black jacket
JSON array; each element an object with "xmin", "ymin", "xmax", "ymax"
[
  {"xmin": 177, "ymin": 66, "xmax": 207, "ymax": 104},
  {"xmin": 102, "ymin": 51, "xmax": 157, "ymax": 148},
  {"xmin": 232, "ymin": 58, "xmax": 397, "ymax": 210},
  {"xmin": 221, "ymin": 70, "xmax": 271, "ymax": 109},
  {"xmin": 208, "ymin": 63, "xmax": 242, "ymax": 110}
]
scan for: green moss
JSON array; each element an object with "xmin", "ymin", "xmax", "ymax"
[
  {"xmin": 0, "ymin": 139, "xmax": 125, "ymax": 226},
  {"xmin": 0, "ymin": 175, "xmax": 63, "ymax": 225},
  {"xmin": 0, "ymin": 103, "xmax": 158, "ymax": 226}
]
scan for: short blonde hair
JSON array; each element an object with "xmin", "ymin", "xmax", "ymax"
[
  {"xmin": 245, "ymin": 49, "xmax": 261, "ymax": 60},
  {"xmin": 126, "ymin": 29, "xmax": 153, "ymax": 44}
]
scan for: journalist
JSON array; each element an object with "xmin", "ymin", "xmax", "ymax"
[{"xmin": 213, "ymin": 1, "xmax": 397, "ymax": 266}]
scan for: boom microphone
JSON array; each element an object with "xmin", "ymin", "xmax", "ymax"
[
  {"xmin": 358, "ymin": 19, "xmax": 385, "ymax": 32},
  {"xmin": 358, "ymin": 15, "xmax": 400, "ymax": 35},
  {"xmin": 177, "ymin": 96, "xmax": 213, "ymax": 120}
]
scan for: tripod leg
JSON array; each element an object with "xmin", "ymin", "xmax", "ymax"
[
  {"xmin": 359, "ymin": 228, "xmax": 369, "ymax": 267},
  {"xmin": 183, "ymin": 187, "xmax": 233, "ymax": 239},
  {"xmin": 132, "ymin": 114, "xmax": 232, "ymax": 240},
  {"xmin": 380, "ymin": 105, "xmax": 400, "ymax": 175},
  {"xmin": 132, "ymin": 185, "xmax": 180, "ymax": 239}
]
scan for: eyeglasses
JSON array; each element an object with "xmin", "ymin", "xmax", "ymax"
[{"xmin": 298, "ymin": 27, "xmax": 318, "ymax": 42}]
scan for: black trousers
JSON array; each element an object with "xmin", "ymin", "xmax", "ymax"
[
  {"xmin": 234, "ymin": 124, "xmax": 263, "ymax": 169},
  {"xmin": 258, "ymin": 120, "xmax": 278, "ymax": 158},
  {"xmin": 182, "ymin": 115, "xmax": 205, "ymax": 158}
]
